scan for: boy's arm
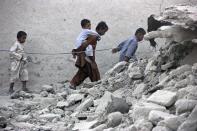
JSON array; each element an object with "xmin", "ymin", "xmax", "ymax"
[
  {"xmin": 10, "ymin": 43, "xmax": 23, "ymax": 60},
  {"xmin": 112, "ymin": 40, "xmax": 126, "ymax": 53},
  {"xmin": 76, "ymin": 35, "xmax": 97, "ymax": 52}
]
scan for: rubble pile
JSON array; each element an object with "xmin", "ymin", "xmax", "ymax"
[{"xmin": 1, "ymin": 4, "xmax": 197, "ymax": 131}]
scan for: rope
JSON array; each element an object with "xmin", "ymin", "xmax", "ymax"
[{"xmin": 0, "ymin": 48, "xmax": 113, "ymax": 55}]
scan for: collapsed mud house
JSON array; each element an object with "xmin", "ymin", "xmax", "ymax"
[{"xmin": 0, "ymin": 4, "xmax": 197, "ymax": 131}]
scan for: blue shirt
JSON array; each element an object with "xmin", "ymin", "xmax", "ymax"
[{"xmin": 117, "ymin": 36, "xmax": 138, "ymax": 62}]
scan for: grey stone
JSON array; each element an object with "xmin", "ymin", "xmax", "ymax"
[
  {"xmin": 105, "ymin": 61, "xmax": 127, "ymax": 76},
  {"xmin": 147, "ymin": 90, "xmax": 177, "ymax": 107},
  {"xmin": 123, "ymin": 125, "xmax": 137, "ymax": 131},
  {"xmin": 161, "ymin": 61, "xmax": 174, "ymax": 71},
  {"xmin": 107, "ymin": 112, "xmax": 123, "ymax": 127},
  {"xmin": 67, "ymin": 93, "xmax": 84, "ymax": 105},
  {"xmin": 92, "ymin": 124, "xmax": 107, "ymax": 131},
  {"xmin": 16, "ymin": 114, "xmax": 32, "ymax": 122},
  {"xmin": 57, "ymin": 91, "xmax": 68, "ymax": 99},
  {"xmin": 57, "ymin": 101, "xmax": 69, "ymax": 109},
  {"xmin": 133, "ymin": 102, "xmax": 166, "ymax": 121},
  {"xmin": 40, "ymin": 91, "xmax": 48, "ymax": 97},
  {"xmin": 39, "ymin": 113, "xmax": 61, "ymax": 122},
  {"xmin": 133, "ymin": 83, "xmax": 148, "ymax": 98},
  {"xmin": 42, "ymin": 85, "xmax": 55, "ymax": 94},
  {"xmin": 158, "ymin": 116, "xmax": 186, "ymax": 131},
  {"xmin": 135, "ymin": 119, "xmax": 153, "ymax": 131},
  {"xmin": 88, "ymin": 87, "xmax": 102, "ymax": 98},
  {"xmin": 95, "ymin": 91, "xmax": 129, "ymax": 115},
  {"xmin": 0, "ymin": 116, "xmax": 7, "ymax": 128},
  {"xmin": 175, "ymin": 99, "xmax": 197, "ymax": 114},
  {"xmin": 53, "ymin": 108, "xmax": 65, "ymax": 116},
  {"xmin": 178, "ymin": 105, "xmax": 197, "ymax": 131},
  {"xmin": 175, "ymin": 79, "xmax": 189, "ymax": 89},
  {"xmin": 108, "ymin": 96, "xmax": 129, "ymax": 114},
  {"xmin": 128, "ymin": 67, "xmax": 143, "ymax": 79},
  {"xmin": 169, "ymin": 65, "xmax": 192, "ymax": 77},
  {"xmin": 192, "ymin": 63, "xmax": 197, "ymax": 74},
  {"xmin": 33, "ymin": 97, "xmax": 57, "ymax": 108},
  {"xmin": 152, "ymin": 126, "xmax": 172, "ymax": 131},
  {"xmin": 148, "ymin": 110, "xmax": 176, "ymax": 125},
  {"xmin": 75, "ymin": 98, "xmax": 94, "ymax": 112},
  {"xmin": 72, "ymin": 120, "xmax": 99, "ymax": 130},
  {"xmin": 95, "ymin": 91, "xmax": 113, "ymax": 114},
  {"xmin": 10, "ymin": 91, "xmax": 33, "ymax": 99},
  {"xmin": 177, "ymin": 85, "xmax": 197, "ymax": 100}
]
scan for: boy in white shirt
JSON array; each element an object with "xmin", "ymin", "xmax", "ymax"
[{"xmin": 9, "ymin": 31, "xmax": 29, "ymax": 94}]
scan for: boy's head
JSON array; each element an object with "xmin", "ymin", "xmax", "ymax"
[
  {"xmin": 17, "ymin": 31, "xmax": 27, "ymax": 44},
  {"xmin": 81, "ymin": 19, "xmax": 91, "ymax": 29},
  {"xmin": 96, "ymin": 21, "xmax": 108, "ymax": 36},
  {"xmin": 135, "ymin": 28, "xmax": 146, "ymax": 42}
]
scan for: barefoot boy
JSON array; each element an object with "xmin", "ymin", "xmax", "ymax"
[{"xmin": 9, "ymin": 31, "xmax": 29, "ymax": 93}]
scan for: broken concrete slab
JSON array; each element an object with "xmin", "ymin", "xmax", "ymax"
[{"xmin": 147, "ymin": 90, "xmax": 177, "ymax": 107}]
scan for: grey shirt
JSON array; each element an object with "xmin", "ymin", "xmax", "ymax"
[{"xmin": 117, "ymin": 36, "xmax": 138, "ymax": 62}]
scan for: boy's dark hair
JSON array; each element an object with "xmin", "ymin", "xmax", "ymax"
[
  {"xmin": 96, "ymin": 21, "xmax": 108, "ymax": 31},
  {"xmin": 135, "ymin": 28, "xmax": 146, "ymax": 35},
  {"xmin": 17, "ymin": 31, "xmax": 27, "ymax": 39},
  {"xmin": 81, "ymin": 19, "xmax": 90, "ymax": 28}
]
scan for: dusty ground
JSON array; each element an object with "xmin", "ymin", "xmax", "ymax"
[{"xmin": 0, "ymin": 0, "xmax": 196, "ymax": 94}]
